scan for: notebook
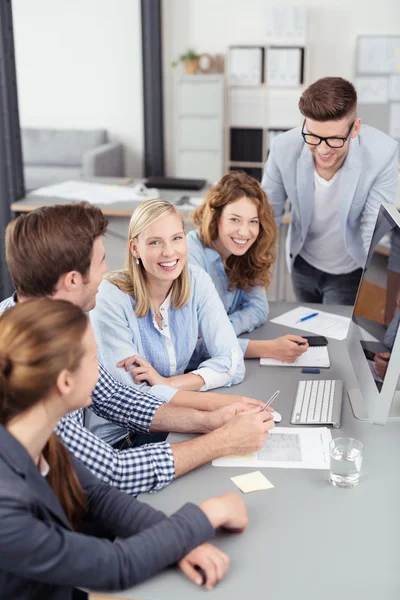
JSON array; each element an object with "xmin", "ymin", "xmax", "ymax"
[{"xmin": 260, "ymin": 346, "xmax": 330, "ymax": 368}]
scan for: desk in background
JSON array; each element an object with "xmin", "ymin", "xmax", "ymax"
[
  {"xmin": 10, "ymin": 177, "xmax": 208, "ymax": 272},
  {"xmin": 106, "ymin": 302, "xmax": 399, "ymax": 600},
  {"xmin": 9, "ymin": 182, "xmax": 394, "ymax": 299}
]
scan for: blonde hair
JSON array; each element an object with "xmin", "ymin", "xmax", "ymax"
[
  {"xmin": 105, "ymin": 200, "xmax": 191, "ymax": 316},
  {"xmin": 193, "ymin": 172, "xmax": 277, "ymax": 290}
]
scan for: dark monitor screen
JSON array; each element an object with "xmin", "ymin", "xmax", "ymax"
[{"xmin": 351, "ymin": 205, "xmax": 400, "ymax": 393}]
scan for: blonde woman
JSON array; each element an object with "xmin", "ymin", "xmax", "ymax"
[
  {"xmin": 188, "ymin": 172, "xmax": 309, "ymax": 362},
  {"xmin": 88, "ymin": 200, "xmax": 246, "ymax": 447},
  {"xmin": 0, "ymin": 299, "xmax": 249, "ymax": 598}
]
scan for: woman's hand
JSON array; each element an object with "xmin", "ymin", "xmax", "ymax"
[
  {"xmin": 178, "ymin": 543, "xmax": 230, "ymax": 591},
  {"xmin": 200, "ymin": 492, "xmax": 248, "ymax": 533},
  {"xmin": 268, "ymin": 335, "xmax": 309, "ymax": 362},
  {"xmin": 117, "ymin": 354, "xmax": 168, "ymax": 386}
]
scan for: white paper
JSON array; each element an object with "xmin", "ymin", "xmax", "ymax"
[
  {"xmin": 270, "ymin": 306, "xmax": 350, "ymax": 340},
  {"xmin": 29, "ymin": 180, "xmax": 159, "ymax": 205},
  {"xmin": 229, "ymin": 47, "xmax": 263, "ymax": 86},
  {"xmin": 389, "ymin": 75, "xmax": 400, "ymax": 101},
  {"xmin": 389, "ymin": 103, "xmax": 400, "ymax": 139},
  {"xmin": 213, "ymin": 427, "xmax": 331, "ymax": 470},
  {"xmin": 356, "ymin": 76, "xmax": 389, "ymax": 104},
  {"xmin": 266, "ymin": 48, "xmax": 302, "ymax": 87},
  {"xmin": 260, "ymin": 345, "xmax": 330, "ymax": 368}
]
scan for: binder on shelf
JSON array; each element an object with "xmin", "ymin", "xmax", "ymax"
[
  {"xmin": 266, "ymin": 47, "xmax": 305, "ymax": 87},
  {"xmin": 229, "ymin": 46, "xmax": 265, "ymax": 86},
  {"xmin": 230, "ymin": 128, "xmax": 263, "ymax": 163}
]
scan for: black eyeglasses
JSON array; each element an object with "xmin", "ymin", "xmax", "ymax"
[{"xmin": 301, "ymin": 119, "xmax": 355, "ymax": 149}]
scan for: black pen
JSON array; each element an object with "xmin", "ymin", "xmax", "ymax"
[{"xmin": 194, "ymin": 565, "xmax": 207, "ymax": 586}]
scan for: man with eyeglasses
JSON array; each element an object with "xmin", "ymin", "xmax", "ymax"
[{"xmin": 262, "ymin": 77, "xmax": 399, "ymax": 305}]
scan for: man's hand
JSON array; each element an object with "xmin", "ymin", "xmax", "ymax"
[
  {"xmin": 178, "ymin": 543, "xmax": 230, "ymax": 592},
  {"xmin": 204, "ymin": 402, "xmax": 270, "ymax": 432},
  {"xmin": 203, "ymin": 392, "xmax": 265, "ymax": 411},
  {"xmin": 117, "ymin": 354, "xmax": 168, "ymax": 386},
  {"xmin": 268, "ymin": 335, "xmax": 309, "ymax": 362},
  {"xmin": 217, "ymin": 407, "xmax": 275, "ymax": 455},
  {"xmin": 374, "ymin": 352, "xmax": 390, "ymax": 380}
]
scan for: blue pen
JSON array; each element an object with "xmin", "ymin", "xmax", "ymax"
[{"xmin": 297, "ymin": 312, "xmax": 319, "ymax": 324}]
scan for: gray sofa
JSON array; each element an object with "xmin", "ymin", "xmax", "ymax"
[{"xmin": 22, "ymin": 127, "xmax": 124, "ymax": 191}]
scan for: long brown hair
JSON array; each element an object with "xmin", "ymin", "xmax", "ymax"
[
  {"xmin": 105, "ymin": 200, "xmax": 191, "ymax": 316},
  {"xmin": 0, "ymin": 299, "xmax": 89, "ymax": 529},
  {"xmin": 193, "ymin": 172, "xmax": 277, "ymax": 290}
]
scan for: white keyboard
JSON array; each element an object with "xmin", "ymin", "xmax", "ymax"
[{"xmin": 290, "ymin": 380, "xmax": 343, "ymax": 428}]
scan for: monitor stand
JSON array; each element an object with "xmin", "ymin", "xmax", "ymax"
[{"xmin": 348, "ymin": 389, "xmax": 400, "ymax": 421}]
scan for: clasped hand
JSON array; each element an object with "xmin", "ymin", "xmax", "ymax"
[{"xmin": 117, "ymin": 354, "xmax": 167, "ymax": 386}]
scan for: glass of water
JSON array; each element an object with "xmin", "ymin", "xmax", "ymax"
[{"xmin": 329, "ymin": 437, "xmax": 363, "ymax": 488}]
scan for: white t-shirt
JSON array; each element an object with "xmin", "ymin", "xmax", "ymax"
[{"xmin": 300, "ymin": 169, "xmax": 360, "ymax": 274}]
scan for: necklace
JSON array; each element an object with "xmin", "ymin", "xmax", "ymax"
[{"xmin": 152, "ymin": 306, "xmax": 164, "ymax": 330}]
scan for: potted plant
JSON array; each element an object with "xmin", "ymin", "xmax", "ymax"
[{"xmin": 171, "ymin": 48, "xmax": 200, "ymax": 75}]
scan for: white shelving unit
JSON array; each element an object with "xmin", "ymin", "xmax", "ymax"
[
  {"xmin": 225, "ymin": 43, "xmax": 309, "ymax": 180},
  {"xmin": 174, "ymin": 74, "xmax": 225, "ymax": 184}
]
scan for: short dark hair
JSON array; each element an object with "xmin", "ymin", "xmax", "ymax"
[
  {"xmin": 6, "ymin": 202, "xmax": 108, "ymax": 297},
  {"xmin": 299, "ymin": 77, "xmax": 357, "ymax": 121}
]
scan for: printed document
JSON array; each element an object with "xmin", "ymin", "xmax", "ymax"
[
  {"xmin": 270, "ymin": 306, "xmax": 350, "ymax": 340},
  {"xmin": 260, "ymin": 345, "xmax": 330, "ymax": 368},
  {"xmin": 212, "ymin": 427, "xmax": 331, "ymax": 470}
]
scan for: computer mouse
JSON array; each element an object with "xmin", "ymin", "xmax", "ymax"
[{"xmin": 271, "ymin": 410, "xmax": 282, "ymax": 423}]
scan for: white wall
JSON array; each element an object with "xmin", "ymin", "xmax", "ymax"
[
  {"xmin": 162, "ymin": 0, "xmax": 400, "ymax": 175},
  {"xmin": 12, "ymin": 0, "xmax": 144, "ymax": 177}
]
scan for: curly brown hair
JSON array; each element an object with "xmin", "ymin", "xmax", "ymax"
[{"xmin": 192, "ymin": 172, "xmax": 277, "ymax": 290}]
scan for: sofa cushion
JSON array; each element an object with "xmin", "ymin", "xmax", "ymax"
[
  {"xmin": 22, "ymin": 128, "xmax": 107, "ymax": 167},
  {"xmin": 24, "ymin": 165, "xmax": 81, "ymax": 192}
]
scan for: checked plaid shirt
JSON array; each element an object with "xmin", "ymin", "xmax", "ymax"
[{"xmin": 0, "ymin": 294, "xmax": 175, "ymax": 495}]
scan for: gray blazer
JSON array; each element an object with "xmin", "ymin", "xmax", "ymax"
[
  {"xmin": 0, "ymin": 426, "xmax": 214, "ymax": 600},
  {"xmin": 262, "ymin": 124, "xmax": 399, "ymax": 271}
]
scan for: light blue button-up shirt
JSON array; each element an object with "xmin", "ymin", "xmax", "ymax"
[
  {"xmin": 187, "ymin": 230, "xmax": 269, "ymax": 354},
  {"xmin": 87, "ymin": 263, "xmax": 244, "ymax": 445}
]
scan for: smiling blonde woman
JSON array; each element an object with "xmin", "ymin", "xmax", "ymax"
[{"xmin": 88, "ymin": 200, "xmax": 246, "ymax": 448}]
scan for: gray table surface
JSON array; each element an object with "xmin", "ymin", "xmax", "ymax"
[{"xmin": 104, "ymin": 302, "xmax": 399, "ymax": 600}]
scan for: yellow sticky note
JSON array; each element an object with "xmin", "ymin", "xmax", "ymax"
[{"xmin": 230, "ymin": 471, "xmax": 274, "ymax": 494}]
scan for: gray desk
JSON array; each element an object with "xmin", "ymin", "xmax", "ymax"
[{"xmin": 108, "ymin": 302, "xmax": 399, "ymax": 600}]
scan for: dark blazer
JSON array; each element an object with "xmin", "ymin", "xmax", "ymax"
[{"xmin": 0, "ymin": 426, "xmax": 214, "ymax": 600}]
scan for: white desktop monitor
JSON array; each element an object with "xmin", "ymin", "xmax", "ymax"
[{"xmin": 347, "ymin": 204, "xmax": 400, "ymax": 424}]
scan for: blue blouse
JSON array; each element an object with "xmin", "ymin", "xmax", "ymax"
[
  {"xmin": 187, "ymin": 230, "xmax": 269, "ymax": 354},
  {"xmin": 87, "ymin": 263, "xmax": 244, "ymax": 445}
]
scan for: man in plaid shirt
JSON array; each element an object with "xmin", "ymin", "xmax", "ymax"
[{"xmin": 1, "ymin": 203, "xmax": 274, "ymax": 495}]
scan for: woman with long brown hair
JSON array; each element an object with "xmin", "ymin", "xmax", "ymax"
[
  {"xmin": 188, "ymin": 171, "xmax": 308, "ymax": 362},
  {"xmin": 0, "ymin": 298, "xmax": 248, "ymax": 599}
]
